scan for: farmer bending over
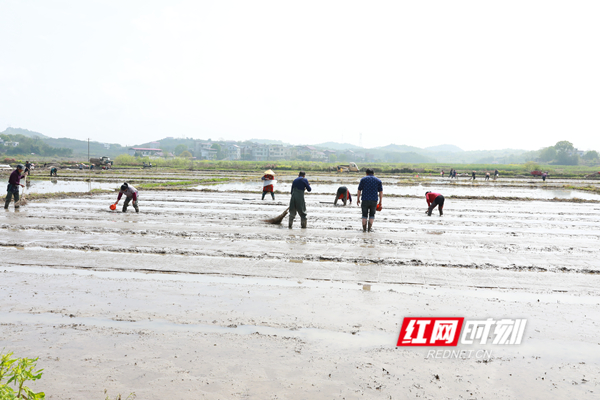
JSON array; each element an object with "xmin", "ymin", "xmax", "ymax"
[
  {"xmin": 334, "ymin": 186, "xmax": 352, "ymax": 206},
  {"xmin": 115, "ymin": 183, "xmax": 139, "ymax": 213},
  {"xmin": 426, "ymin": 191, "xmax": 445, "ymax": 216}
]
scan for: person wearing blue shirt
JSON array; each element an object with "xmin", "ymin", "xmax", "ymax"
[
  {"xmin": 289, "ymin": 171, "xmax": 311, "ymax": 228},
  {"xmin": 356, "ymin": 168, "xmax": 383, "ymax": 232}
]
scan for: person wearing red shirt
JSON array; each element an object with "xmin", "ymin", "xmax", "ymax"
[
  {"xmin": 334, "ymin": 186, "xmax": 352, "ymax": 206},
  {"xmin": 425, "ymin": 191, "xmax": 444, "ymax": 216}
]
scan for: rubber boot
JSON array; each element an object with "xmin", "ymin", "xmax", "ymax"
[
  {"xmin": 301, "ymin": 218, "xmax": 307, "ymax": 229},
  {"xmin": 288, "ymin": 216, "xmax": 294, "ymax": 229},
  {"xmin": 367, "ymin": 220, "xmax": 373, "ymax": 232},
  {"xmin": 439, "ymin": 207, "xmax": 443, "ymax": 216},
  {"xmin": 362, "ymin": 221, "xmax": 367, "ymax": 232}
]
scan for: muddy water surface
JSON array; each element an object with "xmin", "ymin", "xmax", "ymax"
[
  {"xmin": 25, "ymin": 180, "xmax": 118, "ymax": 193},
  {"xmin": 195, "ymin": 180, "xmax": 600, "ymax": 200},
  {"xmin": 0, "ymin": 179, "xmax": 599, "ymax": 399}
]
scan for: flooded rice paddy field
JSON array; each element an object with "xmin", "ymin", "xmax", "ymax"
[
  {"xmin": 9, "ymin": 168, "xmax": 600, "ymax": 200},
  {"xmin": 24, "ymin": 179, "xmax": 119, "ymax": 193},
  {"xmin": 1, "ymin": 171, "xmax": 599, "ymax": 399}
]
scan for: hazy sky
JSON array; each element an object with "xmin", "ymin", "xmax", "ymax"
[{"xmin": 1, "ymin": 1, "xmax": 599, "ymax": 151}]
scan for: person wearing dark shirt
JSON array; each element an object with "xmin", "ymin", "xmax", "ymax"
[
  {"xmin": 426, "ymin": 191, "xmax": 445, "ymax": 216},
  {"xmin": 5, "ymin": 164, "xmax": 26, "ymax": 209},
  {"xmin": 289, "ymin": 171, "xmax": 311, "ymax": 228},
  {"xmin": 334, "ymin": 186, "xmax": 352, "ymax": 206},
  {"xmin": 357, "ymin": 169, "xmax": 383, "ymax": 232},
  {"xmin": 471, "ymin": 171, "xmax": 476, "ymax": 180},
  {"xmin": 24, "ymin": 161, "xmax": 32, "ymax": 175}
]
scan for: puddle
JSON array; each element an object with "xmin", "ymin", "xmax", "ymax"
[
  {"xmin": 24, "ymin": 180, "xmax": 118, "ymax": 194},
  {"xmin": 194, "ymin": 182, "xmax": 600, "ymax": 200},
  {"xmin": 0, "ymin": 311, "xmax": 394, "ymax": 349}
]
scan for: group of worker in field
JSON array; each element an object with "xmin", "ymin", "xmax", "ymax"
[
  {"xmin": 262, "ymin": 168, "xmax": 444, "ymax": 232},
  {"xmin": 4, "ymin": 164, "xmax": 140, "ymax": 213},
  {"xmin": 5, "ymin": 164, "xmax": 445, "ymax": 222}
]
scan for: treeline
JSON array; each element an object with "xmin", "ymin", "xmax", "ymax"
[
  {"xmin": 537, "ymin": 141, "xmax": 598, "ymax": 166},
  {"xmin": 0, "ymin": 134, "xmax": 73, "ymax": 157}
]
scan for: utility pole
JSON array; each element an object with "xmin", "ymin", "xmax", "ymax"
[{"xmin": 87, "ymin": 138, "xmax": 91, "ymax": 194}]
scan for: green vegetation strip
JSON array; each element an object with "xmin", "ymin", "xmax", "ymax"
[
  {"xmin": 562, "ymin": 184, "xmax": 600, "ymax": 194},
  {"xmin": 23, "ymin": 189, "xmax": 114, "ymax": 201},
  {"xmin": 137, "ymin": 177, "xmax": 228, "ymax": 189}
]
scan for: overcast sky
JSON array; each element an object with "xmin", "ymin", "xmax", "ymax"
[{"xmin": 1, "ymin": 1, "xmax": 599, "ymax": 151}]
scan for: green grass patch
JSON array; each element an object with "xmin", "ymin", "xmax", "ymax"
[
  {"xmin": 137, "ymin": 177, "xmax": 228, "ymax": 189},
  {"xmin": 562, "ymin": 184, "xmax": 600, "ymax": 194}
]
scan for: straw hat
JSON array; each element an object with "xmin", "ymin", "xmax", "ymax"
[{"xmin": 264, "ymin": 169, "xmax": 275, "ymax": 175}]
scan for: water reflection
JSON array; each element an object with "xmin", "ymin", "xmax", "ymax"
[
  {"xmin": 194, "ymin": 181, "xmax": 600, "ymax": 200},
  {"xmin": 26, "ymin": 180, "xmax": 118, "ymax": 194}
]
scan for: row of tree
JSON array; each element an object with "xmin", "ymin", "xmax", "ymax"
[
  {"xmin": 537, "ymin": 141, "xmax": 598, "ymax": 165},
  {"xmin": 0, "ymin": 134, "xmax": 73, "ymax": 157}
]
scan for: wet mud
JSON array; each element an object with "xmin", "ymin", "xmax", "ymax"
[{"xmin": 1, "ymin": 175, "xmax": 599, "ymax": 398}]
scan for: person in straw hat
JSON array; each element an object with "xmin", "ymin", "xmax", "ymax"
[{"xmin": 261, "ymin": 169, "xmax": 276, "ymax": 200}]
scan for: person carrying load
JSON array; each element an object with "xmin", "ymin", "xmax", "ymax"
[{"xmin": 261, "ymin": 169, "xmax": 276, "ymax": 200}]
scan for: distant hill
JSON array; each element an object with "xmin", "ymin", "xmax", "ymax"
[
  {"xmin": 377, "ymin": 144, "xmax": 424, "ymax": 153},
  {"xmin": 0, "ymin": 128, "xmax": 539, "ymax": 163},
  {"xmin": 2, "ymin": 127, "xmax": 52, "ymax": 139},
  {"xmin": 424, "ymin": 144, "xmax": 463, "ymax": 153},
  {"xmin": 42, "ymin": 137, "xmax": 126, "ymax": 158},
  {"xmin": 382, "ymin": 151, "xmax": 437, "ymax": 163},
  {"xmin": 314, "ymin": 142, "xmax": 364, "ymax": 151}
]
